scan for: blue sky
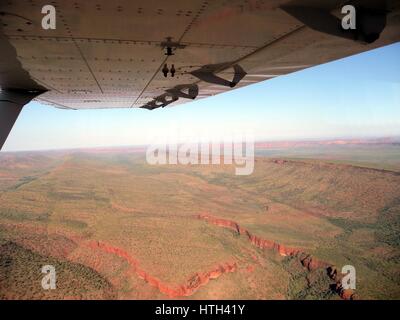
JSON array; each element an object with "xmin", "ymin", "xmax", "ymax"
[{"xmin": 3, "ymin": 42, "xmax": 400, "ymax": 152}]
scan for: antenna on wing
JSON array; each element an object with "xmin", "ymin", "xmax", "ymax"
[{"xmin": 160, "ymin": 37, "xmax": 186, "ymax": 56}]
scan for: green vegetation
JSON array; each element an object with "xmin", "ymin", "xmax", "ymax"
[
  {"xmin": 60, "ymin": 219, "xmax": 88, "ymax": 230},
  {"xmin": 375, "ymin": 198, "xmax": 400, "ymax": 247},
  {"xmin": 0, "ymin": 146, "xmax": 399, "ymax": 299},
  {"xmin": 0, "ymin": 209, "xmax": 50, "ymax": 223},
  {"xmin": 283, "ymin": 256, "xmax": 335, "ymax": 300},
  {"xmin": 10, "ymin": 176, "xmax": 39, "ymax": 190},
  {"xmin": 0, "ymin": 241, "xmax": 116, "ymax": 300}
]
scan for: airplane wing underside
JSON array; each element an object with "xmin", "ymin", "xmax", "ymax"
[{"xmin": 0, "ymin": 0, "xmax": 399, "ymax": 114}]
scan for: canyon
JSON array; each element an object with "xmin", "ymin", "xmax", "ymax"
[
  {"xmin": 1, "ymin": 148, "xmax": 398, "ymax": 299},
  {"xmin": 197, "ymin": 213, "xmax": 357, "ymax": 300}
]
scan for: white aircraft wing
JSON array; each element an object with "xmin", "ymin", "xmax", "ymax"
[{"xmin": 0, "ymin": 0, "xmax": 399, "ymax": 148}]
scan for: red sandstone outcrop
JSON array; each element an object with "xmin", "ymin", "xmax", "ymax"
[
  {"xmin": 2, "ymin": 221, "xmax": 357, "ymax": 299},
  {"xmin": 111, "ymin": 202, "xmax": 137, "ymax": 213},
  {"xmin": 1, "ymin": 222, "xmax": 237, "ymax": 299},
  {"xmin": 197, "ymin": 214, "xmax": 309, "ymax": 264},
  {"xmin": 86, "ymin": 240, "xmax": 236, "ymax": 298},
  {"xmin": 197, "ymin": 213, "xmax": 357, "ymax": 300},
  {"xmin": 272, "ymin": 159, "xmax": 288, "ymax": 165}
]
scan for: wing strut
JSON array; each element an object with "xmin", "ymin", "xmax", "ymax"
[{"xmin": 0, "ymin": 89, "xmax": 43, "ymax": 150}]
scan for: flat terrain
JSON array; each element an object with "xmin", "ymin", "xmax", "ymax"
[{"xmin": 0, "ymin": 144, "xmax": 399, "ymax": 299}]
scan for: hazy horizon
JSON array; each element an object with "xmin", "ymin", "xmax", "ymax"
[{"xmin": 1, "ymin": 135, "xmax": 399, "ymax": 154}]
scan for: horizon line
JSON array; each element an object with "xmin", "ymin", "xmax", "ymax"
[{"xmin": 1, "ymin": 135, "xmax": 399, "ymax": 154}]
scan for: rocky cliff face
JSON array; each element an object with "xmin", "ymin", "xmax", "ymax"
[
  {"xmin": 87, "ymin": 240, "xmax": 236, "ymax": 298},
  {"xmin": 0, "ymin": 221, "xmax": 356, "ymax": 299},
  {"xmin": 197, "ymin": 213, "xmax": 357, "ymax": 300}
]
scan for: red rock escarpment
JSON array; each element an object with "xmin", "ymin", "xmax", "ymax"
[
  {"xmin": 111, "ymin": 202, "xmax": 137, "ymax": 213},
  {"xmin": 86, "ymin": 240, "xmax": 236, "ymax": 298},
  {"xmin": 0, "ymin": 222, "xmax": 236, "ymax": 298},
  {"xmin": 197, "ymin": 213, "xmax": 357, "ymax": 300}
]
